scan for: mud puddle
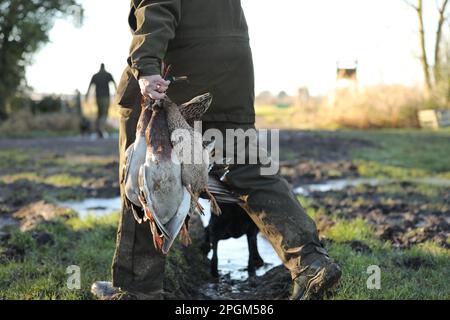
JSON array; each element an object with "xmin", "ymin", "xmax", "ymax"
[
  {"xmin": 295, "ymin": 177, "xmax": 450, "ymax": 195},
  {"xmin": 58, "ymin": 197, "xmax": 283, "ymax": 281},
  {"xmin": 55, "ymin": 176, "xmax": 450, "ymax": 279},
  {"xmin": 58, "ymin": 197, "xmax": 121, "ymax": 220}
]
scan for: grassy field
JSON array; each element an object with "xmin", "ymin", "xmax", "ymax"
[
  {"xmin": 342, "ymin": 129, "xmax": 450, "ymax": 178},
  {"xmin": 0, "ymin": 128, "xmax": 449, "ymax": 299},
  {"xmin": 300, "ymin": 194, "xmax": 450, "ymax": 299}
]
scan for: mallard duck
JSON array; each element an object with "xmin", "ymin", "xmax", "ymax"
[
  {"xmin": 122, "ymin": 99, "xmax": 153, "ymax": 223},
  {"xmin": 123, "ymin": 92, "xmax": 210, "ymax": 224},
  {"xmin": 162, "ymin": 97, "xmax": 222, "ymax": 216},
  {"xmin": 138, "ymin": 101, "xmax": 191, "ymax": 253}
]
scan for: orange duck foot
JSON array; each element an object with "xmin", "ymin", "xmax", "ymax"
[
  {"xmin": 187, "ymin": 187, "xmax": 205, "ymax": 214},
  {"xmin": 149, "ymin": 220, "xmax": 164, "ymax": 251},
  {"xmin": 206, "ymin": 188, "xmax": 222, "ymax": 215},
  {"xmin": 180, "ymin": 224, "xmax": 192, "ymax": 247}
]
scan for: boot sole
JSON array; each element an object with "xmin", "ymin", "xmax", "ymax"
[{"xmin": 302, "ymin": 263, "xmax": 342, "ymax": 300}]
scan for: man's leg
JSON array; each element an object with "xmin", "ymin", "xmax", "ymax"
[
  {"xmin": 95, "ymin": 96, "xmax": 109, "ymax": 137},
  {"xmin": 110, "ymin": 105, "xmax": 166, "ymax": 299},
  {"xmin": 203, "ymin": 122, "xmax": 341, "ymax": 299}
]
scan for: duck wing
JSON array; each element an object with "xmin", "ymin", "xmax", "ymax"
[
  {"xmin": 122, "ymin": 142, "xmax": 135, "ymax": 186},
  {"xmin": 139, "ymin": 164, "xmax": 171, "ymax": 239},
  {"xmin": 161, "ymin": 186, "xmax": 191, "ymax": 254},
  {"xmin": 205, "ymin": 175, "xmax": 242, "ymax": 205}
]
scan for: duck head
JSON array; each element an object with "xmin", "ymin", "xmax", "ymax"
[
  {"xmin": 164, "ymin": 93, "xmax": 213, "ymax": 127},
  {"xmin": 181, "ymin": 92, "xmax": 213, "ymax": 109}
]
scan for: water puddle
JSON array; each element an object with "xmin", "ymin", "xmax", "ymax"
[
  {"xmin": 294, "ymin": 177, "xmax": 450, "ymax": 196},
  {"xmin": 58, "ymin": 197, "xmax": 282, "ymax": 280},
  {"xmin": 58, "ymin": 197, "xmax": 122, "ymax": 220},
  {"xmin": 198, "ymin": 200, "xmax": 282, "ymax": 281},
  {"xmin": 57, "ymin": 176, "xmax": 450, "ymax": 281},
  {"xmin": 0, "ymin": 215, "xmax": 19, "ymax": 231}
]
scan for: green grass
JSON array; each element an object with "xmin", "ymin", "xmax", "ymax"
[
  {"xmin": 2, "ymin": 209, "xmax": 447, "ymax": 300},
  {"xmin": 1, "ymin": 129, "xmax": 449, "ymax": 299},
  {"xmin": 328, "ymin": 240, "xmax": 449, "ymax": 299},
  {"xmin": 1, "ymin": 172, "xmax": 84, "ymax": 188},
  {"xmin": 307, "ymin": 210, "xmax": 449, "ymax": 299},
  {"xmin": 0, "ymin": 214, "xmax": 118, "ymax": 300},
  {"xmin": 0, "ymin": 148, "xmax": 118, "ymax": 202},
  {"xmin": 342, "ymin": 130, "xmax": 450, "ymax": 178},
  {"xmin": 0, "ymin": 130, "xmax": 80, "ymax": 139}
]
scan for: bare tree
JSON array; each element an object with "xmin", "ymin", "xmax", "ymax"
[
  {"xmin": 434, "ymin": 0, "xmax": 449, "ymax": 83},
  {"xmin": 405, "ymin": 0, "xmax": 449, "ymax": 96}
]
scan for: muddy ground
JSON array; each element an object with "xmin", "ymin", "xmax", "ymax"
[{"xmin": 0, "ymin": 131, "xmax": 449, "ymax": 299}]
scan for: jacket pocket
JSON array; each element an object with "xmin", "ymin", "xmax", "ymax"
[{"xmin": 115, "ymin": 68, "xmax": 140, "ymax": 108}]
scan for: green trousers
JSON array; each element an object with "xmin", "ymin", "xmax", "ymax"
[
  {"xmin": 96, "ymin": 96, "xmax": 110, "ymax": 135},
  {"xmin": 111, "ymin": 106, "xmax": 324, "ymax": 299}
]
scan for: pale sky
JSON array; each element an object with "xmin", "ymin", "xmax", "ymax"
[{"xmin": 26, "ymin": 0, "xmax": 443, "ymax": 96}]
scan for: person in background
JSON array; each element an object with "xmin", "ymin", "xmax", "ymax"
[{"xmin": 86, "ymin": 63, "xmax": 117, "ymax": 138}]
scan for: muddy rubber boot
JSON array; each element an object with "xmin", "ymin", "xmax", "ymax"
[{"xmin": 290, "ymin": 255, "xmax": 342, "ymax": 300}]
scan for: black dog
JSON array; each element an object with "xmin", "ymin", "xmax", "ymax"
[
  {"xmin": 202, "ymin": 203, "xmax": 265, "ymax": 278},
  {"xmin": 79, "ymin": 116, "xmax": 92, "ymax": 136}
]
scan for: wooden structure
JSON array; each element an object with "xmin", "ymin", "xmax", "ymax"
[{"xmin": 418, "ymin": 109, "xmax": 450, "ymax": 129}]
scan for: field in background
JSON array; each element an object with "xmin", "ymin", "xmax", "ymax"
[
  {"xmin": 256, "ymin": 85, "xmax": 439, "ymax": 130},
  {"xmin": 0, "ymin": 100, "xmax": 120, "ymax": 138}
]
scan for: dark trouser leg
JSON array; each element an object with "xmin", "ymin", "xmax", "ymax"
[
  {"xmin": 227, "ymin": 164, "xmax": 324, "ymax": 279},
  {"xmin": 203, "ymin": 122, "xmax": 324, "ymax": 280},
  {"xmin": 111, "ymin": 105, "xmax": 165, "ymax": 299},
  {"xmin": 95, "ymin": 96, "xmax": 110, "ymax": 136}
]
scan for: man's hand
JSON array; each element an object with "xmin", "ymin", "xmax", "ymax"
[{"xmin": 139, "ymin": 75, "xmax": 170, "ymax": 100}]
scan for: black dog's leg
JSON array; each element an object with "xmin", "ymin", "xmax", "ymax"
[
  {"xmin": 247, "ymin": 228, "xmax": 264, "ymax": 277},
  {"xmin": 211, "ymin": 239, "xmax": 219, "ymax": 278},
  {"xmin": 200, "ymin": 226, "xmax": 211, "ymax": 255}
]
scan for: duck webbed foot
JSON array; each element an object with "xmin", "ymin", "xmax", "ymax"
[
  {"xmin": 180, "ymin": 224, "xmax": 192, "ymax": 247},
  {"xmin": 187, "ymin": 186, "xmax": 205, "ymax": 214},
  {"xmin": 149, "ymin": 219, "xmax": 164, "ymax": 252},
  {"xmin": 205, "ymin": 188, "xmax": 222, "ymax": 215},
  {"xmin": 140, "ymin": 201, "xmax": 164, "ymax": 252}
]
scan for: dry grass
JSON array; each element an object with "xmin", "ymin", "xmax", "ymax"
[
  {"xmin": 256, "ymin": 85, "xmax": 426, "ymax": 130},
  {"xmin": 0, "ymin": 110, "xmax": 79, "ymax": 137}
]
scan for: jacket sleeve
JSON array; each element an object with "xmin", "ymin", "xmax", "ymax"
[{"xmin": 129, "ymin": 0, "xmax": 181, "ymax": 79}]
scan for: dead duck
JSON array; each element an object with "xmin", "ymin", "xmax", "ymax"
[
  {"xmin": 122, "ymin": 99, "xmax": 153, "ymax": 223},
  {"xmin": 138, "ymin": 101, "xmax": 191, "ymax": 253},
  {"xmin": 162, "ymin": 96, "xmax": 222, "ymax": 216},
  {"xmin": 179, "ymin": 93, "xmax": 213, "ymax": 127}
]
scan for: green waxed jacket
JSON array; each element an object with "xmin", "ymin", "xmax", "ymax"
[{"xmin": 116, "ymin": 0, "xmax": 255, "ymax": 123}]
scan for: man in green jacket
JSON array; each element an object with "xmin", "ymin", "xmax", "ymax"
[
  {"xmin": 86, "ymin": 63, "xmax": 117, "ymax": 138},
  {"xmin": 93, "ymin": 0, "xmax": 341, "ymax": 300}
]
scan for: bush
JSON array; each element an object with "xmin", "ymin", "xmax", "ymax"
[
  {"xmin": 289, "ymin": 85, "xmax": 424, "ymax": 129},
  {"xmin": 32, "ymin": 95, "xmax": 64, "ymax": 113},
  {"xmin": 0, "ymin": 110, "xmax": 79, "ymax": 137}
]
